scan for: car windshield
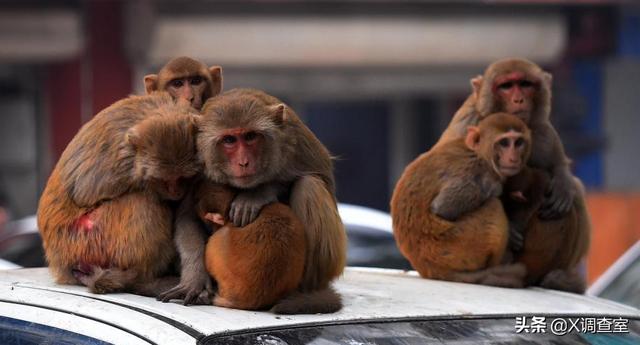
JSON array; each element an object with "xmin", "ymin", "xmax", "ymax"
[
  {"xmin": 203, "ymin": 317, "xmax": 640, "ymax": 345},
  {"xmin": 598, "ymin": 254, "xmax": 640, "ymax": 309}
]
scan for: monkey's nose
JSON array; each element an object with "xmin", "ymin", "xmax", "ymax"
[{"xmin": 239, "ymin": 162, "xmax": 249, "ymax": 168}]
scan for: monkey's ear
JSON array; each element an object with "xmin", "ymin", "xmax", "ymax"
[
  {"xmin": 209, "ymin": 66, "xmax": 223, "ymax": 96},
  {"xmin": 471, "ymin": 75, "xmax": 483, "ymax": 96},
  {"xmin": 143, "ymin": 74, "xmax": 159, "ymax": 94},
  {"xmin": 542, "ymin": 72, "xmax": 553, "ymax": 88},
  {"xmin": 125, "ymin": 127, "xmax": 141, "ymax": 149},
  {"xmin": 464, "ymin": 126, "xmax": 481, "ymax": 150},
  {"xmin": 271, "ymin": 103, "xmax": 288, "ymax": 124}
]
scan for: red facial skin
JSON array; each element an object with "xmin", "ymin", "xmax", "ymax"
[
  {"xmin": 492, "ymin": 72, "xmax": 539, "ymax": 123},
  {"xmin": 494, "ymin": 131, "xmax": 526, "ymax": 178},
  {"xmin": 166, "ymin": 75, "xmax": 206, "ymax": 109},
  {"xmin": 220, "ymin": 128, "xmax": 261, "ymax": 185}
]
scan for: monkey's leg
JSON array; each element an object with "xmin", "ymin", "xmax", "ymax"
[
  {"xmin": 539, "ymin": 268, "xmax": 586, "ymax": 294},
  {"xmin": 450, "ymin": 263, "xmax": 527, "ymax": 288},
  {"xmin": 290, "ymin": 175, "xmax": 347, "ymax": 291},
  {"xmin": 158, "ymin": 192, "xmax": 214, "ymax": 305}
]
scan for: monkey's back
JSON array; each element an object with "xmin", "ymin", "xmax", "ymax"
[
  {"xmin": 38, "ymin": 93, "xmax": 182, "ymax": 284},
  {"xmin": 38, "ymin": 168, "xmax": 176, "ymax": 284},
  {"xmin": 391, "ymin": 141, "xmax": 508, "ymax": 280},
  {"xmin": 205, "ymin": 203, "xmax": 306, "ymax": 310}
]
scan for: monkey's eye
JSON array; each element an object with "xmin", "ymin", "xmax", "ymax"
[
  {"xmin": 519, "ymin": 80, "xmax": 534, "ymax": 88},
  {"xmin": 190, "ymin": 76, "xmax": 203, "ymax": 85},
  {"xmin": 497, "ymin": 82, "xmax": 513, "ymax": 90},
  {"xmin": 222, "ymin": 135, "xmax": 237, "ymax": 145},
  {"xmin": 244, "ymin": 131, "xmax": 258, "ymax": 142},
  {"xmin": 515, "ymin": 137, "xmax": 525, "ymax": 147},
  {"xmin": 498, "ymin": 138, "xmax": 510, "ymax": 148},
  {"xmin": 170, "ymin": 79, "xmax": 184, "ymax": 88}
]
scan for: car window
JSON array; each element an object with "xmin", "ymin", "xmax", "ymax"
[
  {"xmin": 598, "ymin": 254, "xmax": 640, "ymax": 309},
  {"xmin": 0, "ymin": 316, "xmax": 112, "ymax": 345},
  {"xmin": 202, "ymin": 317, "xmax": 640, "ymax": 345}
]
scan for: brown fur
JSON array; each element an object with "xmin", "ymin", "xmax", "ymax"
[
  {"xmin": 38, "ymin": 93, "xmax": 200, "ymax": 294},
  {"xmin": 162, "ymin": 88, "xmax": 345, "ymax": 309},
  {"xmin": 437, "ymin": 58, "xmax": 577, "ymax": 219},
  {"xmin": 508, "ymin": 173, "xmax": 591, "ymax": 293},
  {"xmin": 196, "ymin": 182, "xmax": 308, "ymax": 311},
  {"xmin": 199, "ymin": 88, "xmax": 347, "ymax": 291},
  {"xmin": 144, "ymin": 56, "xmax": 223, "ymax": 110},
  {"xmin": 391, "ymin": 114, "xmax": 530, "ymax": 288}
]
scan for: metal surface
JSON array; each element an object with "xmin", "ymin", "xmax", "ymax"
[{"xmin": 0, "ymin": 267, "xmax": 638, "ymax": 341}]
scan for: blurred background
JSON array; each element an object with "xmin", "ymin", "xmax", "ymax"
[{"xmin": 0, "ymin": 0, "xmax": 638, "ymax": 287}]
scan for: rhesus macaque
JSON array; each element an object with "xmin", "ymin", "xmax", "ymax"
[
  {"xmin": 503, "ymin": 169, "xmax": 591, "ymax": 293},
  {"xmin": 144, "ymin": 56, "xmax": 223, "ymax": 110},
  {"xmin": 160, "ymin": 88, "xmax": 346, "ymax": 310},
  {"xmin": 194, "ymin": 181, "xmax": 330, "ymax": 313},
  {"xmin": 38, "ymin": 93, "xmax": 200, "ymax": 295},
  {"xmin": 437, "ymin": 58, "xmax": 577, "ymax": 220},
  {"xmin": 391, "ymin": 113, "xmax": 532, "ymax": 287}
]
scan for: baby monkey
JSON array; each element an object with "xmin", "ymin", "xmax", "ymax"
[
  {"xmin": 193, "ymin": 182, "xmax": 311, "ymax": 312},
  {"xmin": 392, "ymin": 113, "xmax": 531, "ymax": 287}
]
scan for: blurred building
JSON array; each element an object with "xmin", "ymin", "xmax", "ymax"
[{"xmin": 0, "ymin": 0, "xmax": 638, "ymax": 279}]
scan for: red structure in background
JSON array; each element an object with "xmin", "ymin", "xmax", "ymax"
[{"xmin": 45, "ymin": 1, "xmax": 132, "ymax": 162}]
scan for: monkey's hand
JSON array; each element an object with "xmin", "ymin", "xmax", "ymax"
[
  {"xmin": 229, "ymin": 185, "xmax": 279, "ymax": 227},
  {"xmin": 540, "ymin": 171, "xmax": 576, "ymax": 219},
  {"xmin": 158, "ymin": 270, "xmax": 214, "ymax": 305}
]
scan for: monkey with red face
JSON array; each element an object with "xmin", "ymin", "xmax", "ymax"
[
  {"xmin": 391, "ymin": 113, "xmax": 532, "ymax": 287},
  {"xmin": 159, "ymin": 89, "xmax": 346, "ymax": 311},
  {"xmin": 437, "ymin": 58, "xmax": 577, "ymax": 222}
]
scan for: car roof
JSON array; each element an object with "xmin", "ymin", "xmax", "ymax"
[{"xmin": 1, "ymin": 267, "xmax": 638, "ymax": 342}]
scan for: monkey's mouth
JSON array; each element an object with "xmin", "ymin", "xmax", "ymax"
[{"xmin": 500, "ymin": 166, "xmax": 521, "ymax": 177}]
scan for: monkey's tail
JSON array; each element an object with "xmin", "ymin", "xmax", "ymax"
[{"xmin": 271, "ymin": 286, "xmax": 342, "ymax": 315}]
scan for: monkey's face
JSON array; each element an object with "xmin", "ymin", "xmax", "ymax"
[
  {"xmin": 165, "ymin": 75, "xmax": 208, "ymax": 110},
  {"xmin": 492, "ymin": 72, "xmax": 539, "ymax": 125},
  {"xmin": 492, "ymin": 130, "xmax": 528, "ymax": 178},
  {"xmin": 218, "ymin": 128, "xmax": 266, "ymax": 189}
]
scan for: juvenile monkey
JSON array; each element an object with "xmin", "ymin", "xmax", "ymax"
[
  {"xmin": 391, "ymin": 113, "xmax": 531, "ymax": 287},
  {"xmin": 160, "ymin": 89, "xmax": 345, "ymax": 311},
  {"xmin": 503, "ymin": 169, "xmax": 591, "ymax": 293},
  {"xmin": 437, "ymin": 58, "xmax": 577, "ymax": 220},
  {"xmin": 144, "ymin": 56, "xmax": 223, "ymax": 110},
  {"xmin": 193, "ymin": 182, "xmax": 312, "ymax": 312},
  {"xmin": 38, "ymin": 93, "xmax": 200, "ymax": 294}
]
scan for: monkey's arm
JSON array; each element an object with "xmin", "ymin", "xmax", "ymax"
[
  {"xmin": 431, "ymin": 173, "xmax": 502, "ymax": 221},
  {"xmin": 158, "ymin": 193, "xmax": 213, "ymax": 305},
  {"xmin": 533, "ymin": 124, "xmax": 577, "ymax": 219},
  {"xmin": 229, "ymin": 182, "xmax": 287, "ymax": 227}
]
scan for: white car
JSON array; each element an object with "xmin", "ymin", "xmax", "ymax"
[{"xmin": 0, "ymin": 267, "xmax": 639, "ymax": 344}]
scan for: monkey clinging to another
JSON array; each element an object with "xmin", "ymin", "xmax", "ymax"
[
  {"xmin": 437, "ymin": 58, "xmax": 578, "ymax": 220},
  {"xmin": 159, "ymin": 88, "xmax": 345, "ymax": 313},
  {"xmin": 38, "ymin": 93, "xmax": 200, "ymax": 296},
  {"xmin": 189, "ymin": 182, "xmax": 312, "ymax": 313},
  {"xmin": 391, "ymin": 113, "xmax": 531, "ymax": 287}
]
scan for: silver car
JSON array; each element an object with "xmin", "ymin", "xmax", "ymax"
[{"xmin": 0, "ymin": 267, "xmax": 639, "ymax": 344}]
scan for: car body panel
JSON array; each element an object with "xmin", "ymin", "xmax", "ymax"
[{"xmin": 1, "ymin": 267, "xmax": 638, "ymax": 343}]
